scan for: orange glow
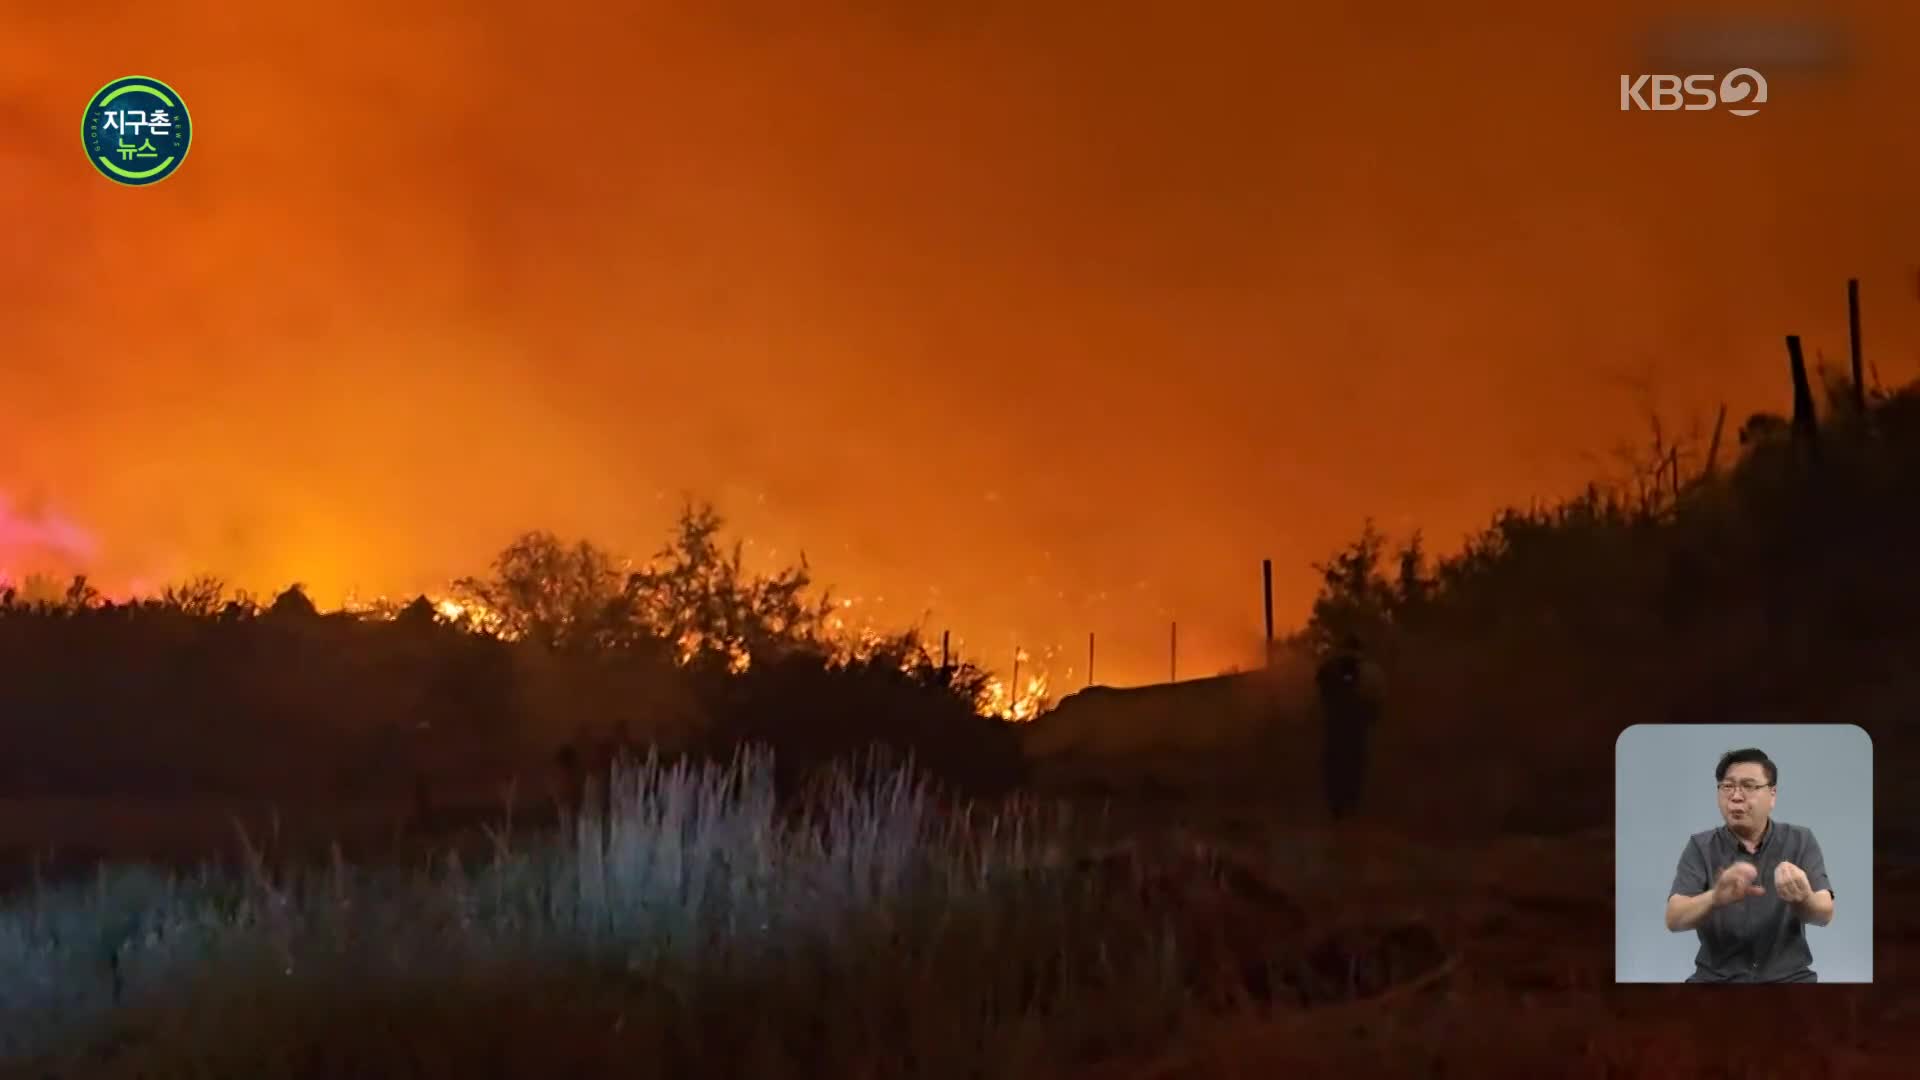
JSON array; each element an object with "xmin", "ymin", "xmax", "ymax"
[{"xmin": 5, "ymin": 2, "xmax": 1919, "ymax": 688}]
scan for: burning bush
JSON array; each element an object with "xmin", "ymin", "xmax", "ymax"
[{"xmin": 0, "ymin": 500, "xmax": 1024, "ymax": 808}]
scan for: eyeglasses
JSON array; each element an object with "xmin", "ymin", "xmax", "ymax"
[{"xmin": 1717, "ymin": 781, "xmax": 1772, "ymax": 795}]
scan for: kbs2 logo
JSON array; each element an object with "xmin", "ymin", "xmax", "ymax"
[{"xmin": 1619, "ymin": 68, "xmax": 1768, "ymax": 117}]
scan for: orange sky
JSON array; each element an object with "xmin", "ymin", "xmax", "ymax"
[{"xmin": 4, "ymin": 1, "xmax": 1918, "ymax": 686}]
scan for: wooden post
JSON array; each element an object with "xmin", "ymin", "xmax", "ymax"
[
  {"xmin": 1087, "ymin": 631, "xmax": 1095, "ymax": 686},
  {"xmin": 1704, "ymin": 403, "xmax": 1727, "ymax": 478},
  {"xmin": 1668, "ymin": 446, "xmax": 1680, "ymax": 502},
  {"xmin": 1262, "ymin": 559, "xmax": 1275, "ymax": 668},
  {"xmin": 1848, "ymin": 278, "xmax": 1867, "ymax": 414},
  {"xmin": 1011, "ymin": 648, "xmax": 1020, "ymax": 709},
  {"xmin": 1787, "ymin": 335, "xmax": 1822, "ymax": 468},
  {"xmin": 1170, "ymin": 621, "xmax": 1178, "ymax": 682},
  {"xmin": 941, "ymin": 629, "xmax": 950, "ymax": 671}
]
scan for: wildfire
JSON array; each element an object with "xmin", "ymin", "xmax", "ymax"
[
  {"xmin": 3, "ymin": 494, "xmax": 1058, "ymax": 722},
  {"xmin": 801, "ymin": 617, "xmax": 1054, "ymax": 721},
  {"xmin": 975, "ymin": 645, "xmax": 1055, "ymax": 722},
  {"xmin": 983, "ymin": 670, "xmax": 1051, "ymax": 722},
  {"xmin": 337, "ymin": 591, "xmax": 515, "ymax": 638}
]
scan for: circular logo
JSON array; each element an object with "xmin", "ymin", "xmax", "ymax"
[
  {"xmin": 82, "ymin": 76, "xmax": 193, "ymax": 185},
  {"xmin": 1719, "ymin": 67, "xmax": 1769, "ymax": 117}
]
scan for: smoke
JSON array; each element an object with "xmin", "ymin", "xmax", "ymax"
[
  {"xmin": 0, "ymin": 491, "xmax": 98, "ymax": 581},
  {"xmin": 7, "ymin": 0, "xmax": 1920, "ymax": 683}
]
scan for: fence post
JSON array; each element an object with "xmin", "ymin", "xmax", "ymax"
[{"xmin": 1262, "ymin": 559, "xmax": 1274, "ymax": 668}]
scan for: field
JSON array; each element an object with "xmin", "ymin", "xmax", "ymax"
[
  {"xmin": 4, "ymin": 744, "xmax": 1917, "ymax": 1078},
  {"xmin": 5, "ymin": 377, "xmax": 1919, "ymax": 1075}
]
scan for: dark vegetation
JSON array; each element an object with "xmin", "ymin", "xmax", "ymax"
[
  {"xmin": 1302, "ymin": 366, "xmax": 1920, "ymax": 836},
  {"xmin": 0, "ymin": 502, "xmax": 1021, "ymax": 819}
]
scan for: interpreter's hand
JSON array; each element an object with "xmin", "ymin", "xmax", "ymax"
[
  {"xmin": 1774, "ymin": 861, "xmax": 1814, "ymax": 904},
  {"xmin": 1712, "ymin": 862, "xmax": 1766, "ymax": 908}
]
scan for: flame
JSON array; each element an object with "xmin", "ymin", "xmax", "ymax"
[
  {"xmin": 333, "ymin": 591, "xmax": 515, "ymax": 638},
  {"xmin": 3, "ymin": 496, "xmax": 1058, "ymax": 721},
  {"xmin": 979, "ymin": 669, "xmax": 1050, "ymax": 722}
]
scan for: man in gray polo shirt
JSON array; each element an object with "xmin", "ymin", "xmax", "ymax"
[{"xmin": 1665, "ymin": 747, "xmax": 1836, "ymax": 982}]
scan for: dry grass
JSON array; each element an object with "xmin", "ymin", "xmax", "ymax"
[
  {"xmin": 0, "ymin": 749, "xmax": 1200, "ymax": 1077},
  {"xmin": 5, "ymin": 749, "xmax": 1915, "ymax": 1077}
]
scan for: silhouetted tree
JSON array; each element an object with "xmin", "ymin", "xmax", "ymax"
[
  {"xmin": 395, "ymin": 594, "xmax": 440, "ymax": 631},
  {"xmin": 452, "ymin": 531, "xmax": 634, "ymax": 651},
  {"xmin": 268, "ymin": 583, "xmax": 318, "ymax": 618},
  {"xmin": 161, "ymin": 575, "xmax": 227, "ymax": 616},
  {"xmin": 63, "ymin": 575, "xmax": 102, "ymax": 612},
  {"xmin": 451, "ymin": 504, "xmax": 837, "ymax": 668},
  {"xmin": 622, "ymin": 501, "xmax": 835, "ymax": 669},
  {"xmin": 1392, "ymin": 531, "xmax": 1434, "ymax": 618},
  {"xmin": 1306, "ymin": 520, "xmax": 1395, "ymax": 655},
  {"xmin": 1739, "ymin": 412, "xmax": 1789, "ymax": 449},
  {"xmin": 217, "ymin": 594, "xmax": 258, "ymax": 622}
]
